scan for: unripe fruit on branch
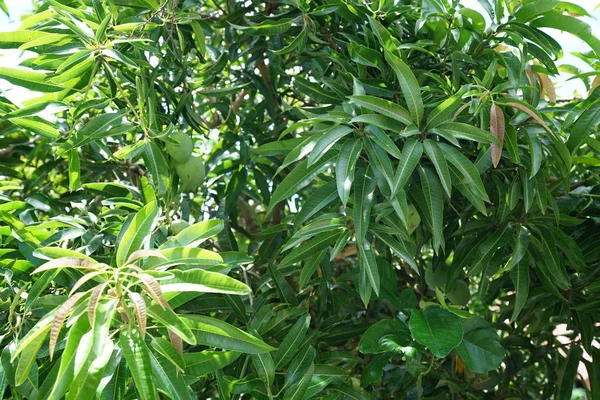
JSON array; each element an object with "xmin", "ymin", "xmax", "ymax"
[
  {"xmin": 166, "ymin": 131, "xmax": 193, "ymax": 163},
  {"xmin": 175, "ymin": 156, "xmax": 205, "ymax": 192},
  {"xmin": 446, "ymin": 280, "xmax": 470, "ymax": 306},
  {"xmin": 170, "ymin": 220, "xmax": 189, "ymax": 235}
]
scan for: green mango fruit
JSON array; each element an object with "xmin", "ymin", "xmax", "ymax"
[
  {"xmin": 176, "ymin": 156, "xmax": 205, "ymax": 192},
  {"xmin": 170, "ymin": 220, "xmax": 189, "ymax": 235},
  {"xmin": 166, "ymin": 131, "xmax": 193, "ymax": 163},
  {"xmin": 446, "ymin": 280, "xmax": 470, "ymax": 306},
  {"xmin": 425, "ymin": 264, "xmax": 448, "ymax": 288}
]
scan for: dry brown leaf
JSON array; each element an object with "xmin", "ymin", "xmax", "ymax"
[{"xmin": 490, "ymin": 104, "xmax": 506, "ymax": 168}]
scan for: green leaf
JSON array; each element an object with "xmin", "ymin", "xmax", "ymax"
[
  {"xmin": 566, "ymin": 102, "xmax": 600, "ymax": 152},
  {"xmin": 68, "ymin": 150, "xmax": 80, "ymax": 190},
  {"xmin": 515, "ymin": 0, "xmax": 560, "ymax": 21},
  {"xmin": 115, "ymin": 201, "xmax": 158, "ymax": 267},
  {"xmin": 353, "ymin": 166, "xmax": 376, "ymax": 245},
  {"xmin": 119, "ymin": 328, "xmax": 158, "ymax": 400},
  {"xmin": 455, "ymin": 317, "xmax": 504, "ymax": 373},
  {"xmin": 531, "ymin": 14, "xmax": 600, "ymax": 59},
  {"xmin": 182, "ymin": 315, "xmax": 275, "ymax": 354},
  {"xmin": 348, "ymin": 95, "xmax": 413, "ymax": 125},
  {"xmin": 57, "ymin": 112, "xmax": 130, "ymax": 156},
  {"xmin": 269, "ymin": 153, "xmax": 337, "ymax": 214},
  {"xmin": 465, "ymin": 224, "xmax": 511, "ymax": 277},
  {"xmin": 280, "ymin": 230, "xmax": 340, "ymax": 268},
  {"xmin": 294, "ymin": 180, "xmax": 338, "ymax": 226},
  {"xmin": 252, "ymin": 351, "xmax": 275, "ymax": 389},
  {"xmin": 283, "ymin": 363, "xmax": 313, "ymax": 400},
  {"xmin": 147, "ymin": 303, "xmax": 196, "ymax": 345},
  {"xmin": 163, "ymin": 219, "xmax": 224, "ymax": 249},
  {"xmin": 350, "ymin": 114, "xmax": 404, "ymax": 134},
  {"xmin": 272, "ymin": 25, "xmax": 307, "ymax": 55},
  {"xmin": 232, "ymin": 18, "xmax": 294, "ymax": 36},
  {"xmin": 392, "ymin": 138, "xmax": 423, "ymax": 195},
  {"xmin": 408, "ymin": 307, "xmax": 463, "ymax": 358},
  {"xmin": 159, "ymin": 269, "xmax": 251, "ymax": 296},
  {"xmin": 274, "ymin": 314, "xmax": 310, "ymax": 369},
  {"xmin": 359, "ymin": 319, "xmax": 410, "ymax": 354},
  {"xmin": 508, "ymin": 226, "xmax": 530, "ymax": 269},
  {"xmin": 364, "ymin": 125, "xmax": 403, "ymax": 159},
  {"xmin": 359, "ymin": 241, "xmax": 380, "ymax": 296},
  {"xmin": 438, "ymin": 143, "xmax": 489, "ymax": 201},
  {"xmin": 426, "ymin": 86, "xmax": 467, "ymax": 128},
  {"xmin": 0, "ymin": 30, "xmax": 64, "ymax": 49},
  {"xmin": 336, "ymin": 139, "xmax": 362, "ymax": 206},
  {"xmin": 142, "ymin": 142, "xmax": 170, "ymax": 197},
  {"xmin": 0, "ymin": 66, "xmax": 63, "ymax": 92},
  {"xmin": 190, "ymin": 21, "xmax": 206, "ymax": 58},
  {"xmin": 510, "ymin": 258, "xmax": 529, "ymax": 322},
  {"xmin": 308, "ymin": 125, "xmax": 353, "ymax": 166},
  {"xmin": 555, "ymin": 345, "xmax": 584, "ymax": 400},
  {"xmin": 423, "ymin": 140, "xmax": 452, "ymax": 197},
  {"xmin": 432, "ymin": 122, "xmax": 498, "ymax": 144},
  {"xmin": 285, "ymin": 346, "xmax": 316, "ymax": 387},
  {"xmin": 9, "ymin": 116, "xmax": 60, "ymax": 138},
  {"xmin": 183, "ymin": 351, "xmax": 241, "ymax": 377},
  {"xmin": 15, "ymin": 329, "xmax": 45, "ymax": 386},
  {"xmin": 418, "ymin": 167, "xmax": 445, "ymax": 253},
  {"xmin": 294, "ymin": 77, "xmax": 340, "ymax": 104},
  {"xmin": 148, "ymin": 350, "xmax": 193, "ymax": 400},
  {"xmin": 384, "ymin": 50, "xmax": 424, "ymax": 126}
]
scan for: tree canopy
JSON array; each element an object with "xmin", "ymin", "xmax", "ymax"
[{"xmin": 0, "ymin": 0, "xmax": 599, "ymax": 399}]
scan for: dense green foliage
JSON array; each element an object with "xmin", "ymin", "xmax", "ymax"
[{"xmin": 0, "ymin": 0, "xmax": 599, "ymax": 399}]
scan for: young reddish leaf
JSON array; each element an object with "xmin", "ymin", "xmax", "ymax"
[
  {"xmin": 490, "ymin": 104, "xmax": 505, "ymax": 168},
  {"xmin": 50, "ymin": 292, "xmax": 86, "ymax": 359}
]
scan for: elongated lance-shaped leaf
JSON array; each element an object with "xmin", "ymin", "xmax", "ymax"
[
  {"xmin": 508, "ymin": 226, "xmax": 530, "ymax": 269},
  {"xmin": 128, "ymin": 291, "xmax": 147, "ymax": 338},
  {"xmin": 384, "ymin": 50, "xmax": 424, "ymax": 126},
  {"xmin": 151, "ymin": 337, "xmax": 185, "ymax": 373},
  {"xmin": 348, "ymin": 95, "xmax": 413, "ymax": 125},
  {"xmin": 232, "ymin": 18, "xmax": 293, "ymax": 36},
  {"xmin": 364, "ymin": 125, "xmax": 403, "ymax": 159},
  {"xmin": 490, "ymin": 104, "xmax": 505, "ymax": 168},
  {"xmin": 147, "ymin": 303, "xmax": 196, "ymax": 344},
  {"xmin": 182, "ymin": 315, "xmax": 276, "ymax": 354},
  {"xmin": 364, "ymin": 135, "xmax": 395, "ymax": 190},
  {"xmin": 336, "ymin": 139, "xmax": 362, "ymax": 206},
  {"xmin": 279, "ymin": 230, "xmax": 341, "ymax": 268},
  {"xmin": 426, "ymin": 86, "xmax": 467, "ymax": 128},
  {"xmin": 120, "ymin": 328, "xmax": 158, "ymax": 400},
  {"xmin": 183, "ymin": 351, "xmax": 241, "ymax": 377},
  {"xmin": 423, "ymin": 139, "xmax": 452, "ymax": 197},
  {"xmin": 308, "ymin": 125, "xmax": 353, "ymax": 166},
  {"xmin": 294, "ymin": 180, "xmax": 338, "ymax": 226},
  {"xmin": 88, "ymin": 282, "xmax": 108, "ymax": 327},
  {"xmin": 392, "ymin": 138, "xmax": 423, "ymax": 196},
  {"xmin": 50, "ymin": 292, "xmax": 86, "ymax": 359},
  {"xmin": 496, "ymin": 98, "xmax": 554, "ymax": 136},
  {"xmin": 269, "ymin": 153, "xmax": 338, "ymax": 214},
  {"xmin": 116, "ymin": 201, "xmax": 159, "ymax": 267},
  {"xmin": 162, "ymin": 219, "xmax": 224, "ymax": 249},
  {"xmin": 126, "ymin": 249, "xmax": 166, "ymax": 264},
  {"xmin": 510, "ymin": 258, "xmax": 530, "ymax": 322},
  {"xmin": 283, "ymin": 363, "xmax": 314, "ymax": 400},
  {"xmin": 359, "ymin": 241, "xmax": 380, "ymax": 296},
  {"xmin": 285, "ymin": 346, "xmax": 316, "ymax": 388},
  {"xmin": 272, "ymin": 25, "xmax": 307, "ymax": 55},
  {"xmin": 431, "ymin": 122, "xmax": 498, "ymax": 144},
  {"xmin": 158, "ymin": 269, "xmax": 251, "ymax": 296},
  {"xmin": 467, "ymin": 224, "xmax": 511, "ymax": 276},
  {"xmin": 438, "ymin": 143, "xmax": 489, "ymax": 202},
  {"xmin": 252, "ymin": 351, "xmax": 275, "ymax": 389},
  {"xmin": 418, "ymin": 167, "xmax": 445, "ymax": 253},
  {"xmin": 294, "ymin": 76, "xmax": 341, "ymax": 104},
  {"xmin": 353, "ymin": 166, "xmax": 376, "ymax": 245},
  {"xmin": 138, "ymin": 273, "xmax": 169, "ymax": 308},
  {"xmin": 275, "ymin": 314, "xmax": 311, "ymax": 368},
  {"xmin": 147, "ymin": 349, "xmax": 193, "ymax": 400},
  {"xmin": 32, "ymin": 256, "xmax": 97, "ymax": 274}
]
